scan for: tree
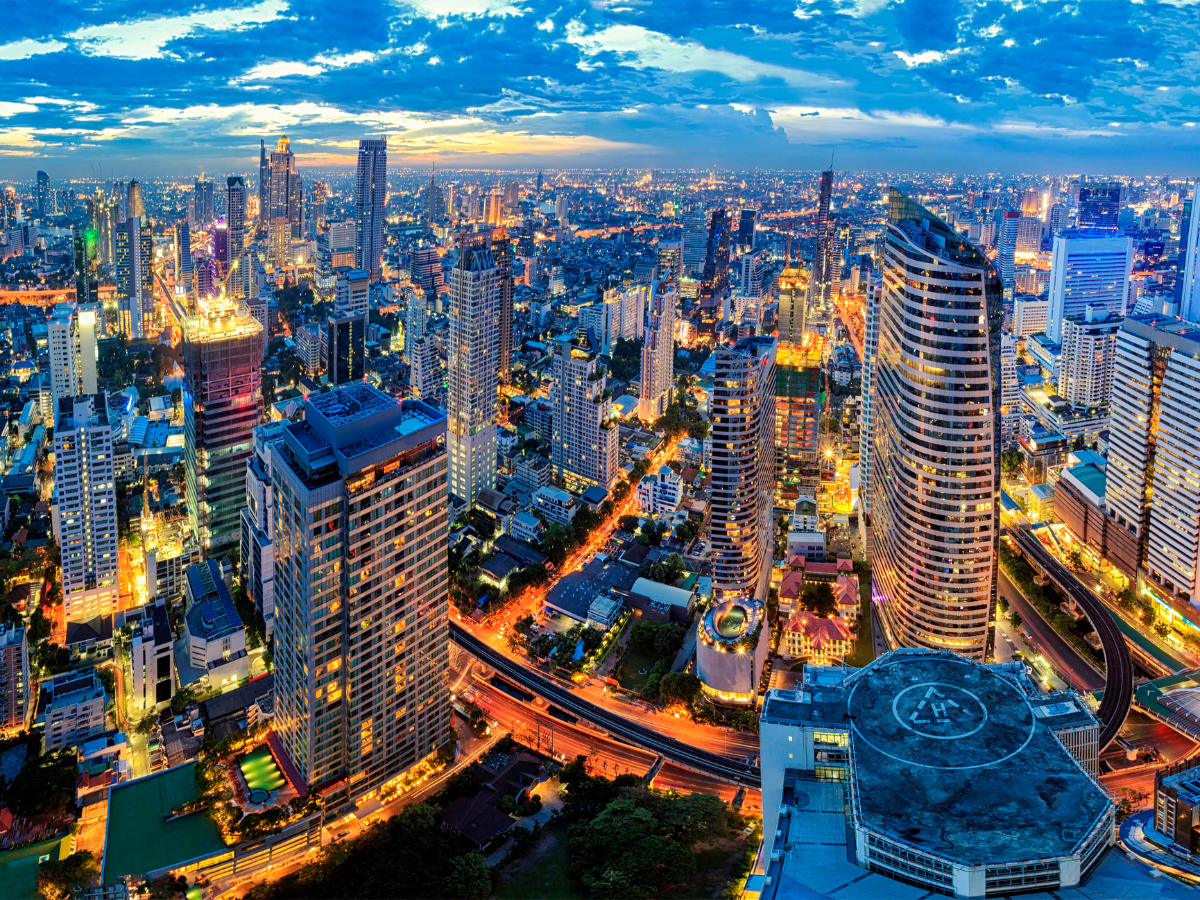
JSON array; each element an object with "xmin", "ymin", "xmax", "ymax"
[
  {"xmin": 658, "ymin": 672, "xmax": 702, "ymax": 707},
  {"xmin": 37, "ymin": 850, "xmax": 98, "ymax": 900},
  {"xmin": 618, "ymin": 515, "xmax": 639, "ymax": 534},
  {"xmin": 802, "ymin": 582, "xmax": 837, "ymax": 618},
  {"xmin": 653, "ymin": 622, "xmax": 686, "ymax": 659},
  {"xmin": 440, "ymin": 853, "xmax": 492, "ymax": 900},
  {"xmin": 1001, "ymin": 447, "xmax": 1023, "ymax": 474},
  {"xmin": 8, "ymin": 749, "xmax": 76, "ymax": 817},
  {"xmin": 1010, "ymin": 611, "xmax": 1022, "ymax": 629}
]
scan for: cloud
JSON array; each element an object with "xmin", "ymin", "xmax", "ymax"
[
  {"xmin": 0, "ymin": 38, "xmax": 67, "ymax": 60},
  {"xmin": 237, "ymin": 61, "xmax": 326, "ymax": 80},
  {"xmin": 68, "ymin": 0, "xmax": 289, "ymax": 60}
]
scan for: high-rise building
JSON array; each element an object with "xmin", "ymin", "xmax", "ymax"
[
  {"xmin": 858, "ymin": 277, "xmax": 882, "ymax": 514},
  {"xmin": 183, "ymin": 295, "xmax": 264, "ymax": 552},
  {"xmin": 423, "ymin": 174, "xmax": 445, "ymax": 223},
  {"xmin": 404, "ymin": 284, "xmax": 428, "ymax": 357},
  {"xmin": 258, "ymin": 138, "xmax": 269, "ymax": 226},
  {"xmin": 551, "ymin": 327, "xmax": 619, "ymax": 493},
  {"xmin": 73, "ymin": 225, "xmax": 99, "ymax": 305},
  {"xmin": 174, "ymin": 222, "xmax": 193, "ymax": 288},
  {"xmin": 410, "ymin": 246, "xmax": 443, "ymax": 293},
  {"xmin": 52, "ymin": 393, "xmax": 118, "ymax": 623},
  {"xmin": 999, "ymin": 332, "xmax": 1020, "ymax": 446},
  {"xmin": 1077, "ymin": 183, "xmax": 1121, "ymax": 232},
  {"xmin": 1104, "ymin": 315, "xmax": 1200, "ymax": 607},
  {"xmin": 0, "ymin": 624, "xmax": 32, "ymax": 732},
  {"xmin": 114, "ymin": 216, "xmax": 153, "ymax": 338},
  {"xmin": 48, "ymin": 302, "xmax": 98, "ymax": 427},
  {"xmin": 737, "ymin": 208, "xmax": 756, "ymax": 253},
  {"xmin": 696, "ymin": 336, "xmax": 776, "ymax": 705},
  {"xmin": 998, "ymin": 209, "xmax": 1021, "ymax": 288},
  {"xmin": 738, "ymin": 250, "xmax": 764, "ymax": 299},
  {"xmin": 447, "ymin": 244, "xmax": 499, "ymax": 506},
  {"xmin": 503, "ymin": 181, "xmax": 520, "ymax": 212},
  {"xmin": 638, "ymin": 283, "xmax": 677, "ymax": 423},
  {"xmin": 681, "ymin": 208, "xmax": 707, "ymax": 277},
  {"xmin": 1058, "ymin": 309, "xmax": 1121, "ymax": 408},
  {"xmin": 579, "ymin": 285, "xmax": 644, "ymax": 357},
  {"xmin": 409, "ymin": 338, "xmax": 440, "ymax": 400},
  {"xmin": 269, "ymin": 136, "xmax": 299, "ymax": 266},
  {"xmin": 1179, "ymin": 185, "xmax": 1200, "ymax": 323},
  {"xmin": 1047, "ymin": 202, "xmax": 1069, "ymax": 235},
  {"xmin": 871, "ymin": 190, "xmax": 1002, "ymax": 661},
  {"xmin": 127, "ymin": 180, "xmax": 144, "ymax": 222},
  {"xmin": 36, "ymin": 171, "xmax": 49, "ymax": 217},
  {"xmin": 240, "ymin": 423, "xmax": 285, "ymax": 639},
  {"xmin": 1045, "ymin": 231, "xmax": 1134, "ymax": 343},
  {"xmin": 1013, "ymin": 294, "xmax": 1050, "ymax": 337},
  {"xmin": 355, "ymin": 138, "xmax": 388, "ymax": 281},
  {"xmin": 777, "ymin": 266, "xmax": 808, "ymax": 344},
  {"xmin": 225, "ymin": 176, "xmax": 247, "ymax": 298},
  {"xmin": 774, "ymin": 338, "xmax": 823, "ymax": 499},
  {"xmin": 0, "ymin": 186, "xmax": 16, "ymax": 230},
  {"xmin": 656, "ymin": 241, "xmax": 681, "ymax": 281},
  {"xmin": 699, "ymin": 209, "xmax": 732, "ymax": 312},
  {"xmin": 271, "ymin": 385, "xmax": 450, "ymax": 802},
  {"xmin": 326, "ymin": 270, "xmax": 369, "ymax": 386},
  {"xmin": 193, "ymin": 179, "xmax": 214, "ymax": 226},
  {"xmin": 811, "ymin": 168, "xmax": 834, "ymax": 304},
  {"xmin": 309, "ymin": 179, "xmax": 328, "ymax": 237}
]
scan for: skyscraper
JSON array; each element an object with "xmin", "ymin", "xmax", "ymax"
[
  {"xmin": 404, "ymin": 284, "xmax": 428, "ymax": 357},
  {"xmin": 36, "ymin": 171, "xmax": 48, "ymax": 216},
  {"xmin": 355, "ymin": 138, "xmax": 388, "ymax": 281},
  {"xmin": 269, "ymin": 136, "xmax": 299, "ymax": 267},
  {"xmin": 127, "ymin": 180, "xmax": 144, "ymax": 222},
  {"xmin": 410, "ymin": 246, "xmax": 443, "ymax": 293},
  {"xmin": 73, "ymin": 225, "xmax": 98, "ymax": 305},
  {"xmin": 551, "ymin": 327, "xmax": 619, "ymax": 493},
  {"xmin": 871, "ymin": 190, "xmax": 1002, "ymax": 661},
  {"xmin": 998, "ymin": 209, "xmax": 1021, "ymax": 288},
  {"xmin": 225, "ymin": 176, "xmax": 247, "ymax": 298},
  {"xmin": 811, "ymin": 168, "xmax": 834, "ymax": 304},
  {"xmin": 681, "ymin": 209, "xmax": 707, "ymax": 278},
  {"xmin": 258, "ymin": 138, "xmax": 269, "ymax": 227},
  {"xmin": 858, "ymin": 277, "xmax": 882, "ymax": 514},
  {"xmin": 1104, "ymin": 315, "xmax": 1200, "ymax": 607},
  {"xmin": 114, "ymin": 217, "xmax": 152, "ymax": 338},
  {"xmin": 1077, "ymin": 183, "xmax": 1121, "ymax": 232},
  {"xmin": 776, "ymin": 266, "xmax": 808, "ymax": 344},
  {"xmin": 1058, "ymin": 309, "xmax": 1121, "ymax": 409},
  {"xmin": 638, "ymin": 282, "xmax": 676, "ymax": 423},
  {"xmin": 239, "ymin": 423, "xmax": 285, "ymax": 639},
  {"xmin": 423, "ymin": 174, "xmax": 445, "ymax": 223},
  {"xmin": 774, "ymin": 338, "xmax": 823, "ymax": 500},
  {"xmin": 183, "ymin": 295, "xmax": 264, "ymax": 552},
  {"xmin": 1179, "ymin": 185, "xmax": 1200, "ymax": 323},
  {"xmin": 699, "ymin": 208, "xmax": 732, "ymax": 313},
  {"xmin": 48, "ymin": 302, "xmax": 98, "ymax": 427},
  {"xmin": 737, "ymin": 208, "xmax": 756, "ymax": 253},
  {"xmin": 174, "ymin": 222, "xmax": 193, "ymax": 289},
  {"xmin": 193, "ymin": 179, "xmax": 214, "ymax": 226},
  {"xmin": 447, "ymin": 244, "xmax": 499, "ymax": 507},
  {"xmin": 1045, "ymin": 231, "xmax": 1134, "ymax": 343},
  {"xmin": 271, "ymin": 384, "xmax": 450, "ymax": 804},
  {"xmin": 326, "ymin": 270, "xmax": 368, "ymax": 386},
  {"xmin": 52, "ymin": 393, "xmax": 118, "ymax": 624}
]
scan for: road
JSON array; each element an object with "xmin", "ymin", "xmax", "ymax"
[
  {"xmin": 998, "ymin": 570, "xmax": 1104, "ymax": 693},
  {"xmin": 453, "ymin": 626, "xmax": 761, "ymax": 788},
  {"xmin": 1009, "ymin": 525, "xmax": 1133, "ymax": 748}
]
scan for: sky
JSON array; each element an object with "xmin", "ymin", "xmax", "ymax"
[{"xmin": 1, "ymin": 0, "xmax": 1197, "ymax": 179}]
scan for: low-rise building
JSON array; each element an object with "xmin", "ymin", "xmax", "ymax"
[
  {"xmin": 510, "ymin": 511, "xmax": 544, "ymax": 545},
  {"xmin": 636, "ymin": 466, "xmax": 684, "ymax": 516},
  {"xmin": 128, "ymin": 602, "xmax": 175, "ymax": 712},
  {"xmin": 76, "ymin": 731, "xmax": 131, "ymax": 818},
  {"xmin": 144, "ymin": 537, "xmax": 201, "ymax": 603},
  {"xmin": 781, "ymin": 610, "xmax": 853, "ymax": 662},
  {"xmin": 514, "ymin": 455, "xmax": 552, "ymax": 493},
  {"xmin": 183, "ymin": 561, "xmax": 249, "ymax": 688},
  {"xmin": 39, "ymin": 669, "xmax": 107, "ymax": 752},
  {"xmin": 533, "ymin": 485, "xmax": 576, "ymax": 526}
]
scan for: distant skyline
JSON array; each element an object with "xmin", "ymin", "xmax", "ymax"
[{"xmin": 2, "ymin": 0, "xmax": 1198, "ymax": 178}]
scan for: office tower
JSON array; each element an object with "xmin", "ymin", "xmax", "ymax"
[
  {"xmin": 1048, "ymin": 202, "xmax": 1069, "ymax": 235},
  {"xmin": 114, "ymin": 217, "xmax": 153, "ymax": 338},
  {"xmin": 194, "ymin": 255, "xmax": 218, "ymax": 302},
  {"xmin": 1016, "ymin": 215, "xmax": 1042, "ymax": 253},
  {"xmin": 404, "ymin": 284, "xmax": 428, "ymax": 358},
  {"xmin": 1045, "ymin": 231, "xmax": 1134, "ymax": 342},
  {"xmin": 998, "ymin": 209, "xmax": 1021, "ymax": 287},
  {"xmin": 223, "ymin": 176, "xmax": 248, "ymax": 299},
  {"xmin": 657, "ymin": 241, "xmax": 681, "ymax": 281},
  {"xmin": 355, "ymin": 138, "xmax": 388, "ymax": 281},
  {"xmin": 326, "ymin": 270, "xmax": 369, "ymax": 386},
  {"xmin": 423, "ymin": 174, "xmax": 444, "ymax": 223},
  {"xmin": 36, "ymin": 171, "xmax": 48, "ymax": 217},
  {"xmin": 738, "ymin": 250, "xmax": 764, "ymax": 298},
  {"xmin": 194, "ymin": 179, "xmax": 214, "ymax": 226},
  {"xmin": 484, "ymin": 194, "xmax": 504, "ymax": 225},
  {"xmin": 858, "ymin": 277, "xmax": 882, "ymax": 514},
  {"xmin": 258, "ymin": 138, "xmax": 269, "ymax": 226},
  {"xmin": 240, "ymin": 423, "xmax": 285, "ymax": 639},
  {"xmin": 536, "ymin": 170, "xmax": 543, "ymax": 192},
  {"xmin": 48, "ymin": 302, "xmax": 98, "ymax": 427},
  {"xmin": 409, "ymin": 338, "xmax": 439, "ymax": 400},
  {"xmin": 550, "ymin": 327, "xmax": 619, "ymax": 493},
  {"xmin": 307, "ymin": 178, "xmax": 328, "ymax": 238},
  {"xmin": 699, "ymin": 209, "xmax": 732, "ymax": 311},
  {"xmin": 213, "ymin": 220, "xmax": 229, "ymax": 272},
  {"xmin": 328, "ymin": 221, "xmax": 356, "ymax": 268},
  {"xmin": 271, "ymin": 385, "xmax": 450, "ymax": 801},
  {"xmin": 681, "ymin": 209, "xmax": 707, "ymax": 277},
  {"xmin": 737, "ymin": 208, "xmax": 756, "ymax": 253},
  {"xmin": 777, "ymin": 266, "xmax": 807, "ymax": 344},
  {"xmin": 127, "ymin": 180, "xmax": 144, "ymax": 222},
  {"xmin": 0, "ymin": 624, "xmax": 31, "ymax": 731},
  {"xmin": 447, "ymin": 244, "xmax": 499, "ymax": 506},
  {"xmin": 1058, "ymin": 308, "xmax": 1120, "ymax": 408},
  {"xmin": 871, "ymin": 190, "xmax": 1002, "ymax": 661},
  {"xmin": 1013, "ymin": 294, "xmax": 1049, "ymax": 337},
  {"xmin": 999, "ymin": 332, "xmax": 1020, "ymax": 445},
  {"xmin": 52, "ymin": 393, "xmax": 118, "ymax": 624},
  {"xmin": 554, "ymin": 191, "xmax": 569, "ymax": 223},
  {"xmin": 174, "ymin": 222, "xmax": 193, "ymax": 288},
  {"xmin": 410, "ymin": 246, "xmax": 443, "ymax": 293},
  {"xmin": 73, "ymin": 225, "xmax": 99, "ymax": 305},
  {"xmin": 811, "ymin": 168, "xmax": 834, "ymax": 304},
  {"xmin": 183, "ymin": 295, "xmax": 264, "ymax": 552},
  {"xmin": 638, "ymin": 283, "xmax": 676, "ymax": 422},
  {"xmin": 88, "ymin": 190, "xmax": 117, "ymax": 267},
  {"xmin": 503, "ymin": 181, "xmax": 520, "ymax": 212},
  {"xmin": 1077, "ymin": 183, "xmax": 1121, "ymax": 232},
  {"xmin": 0, "ymin": 186, "xmax": 16, "ymax": 229},
  {"xmin": 774, "ymin": 339, "xmax": 823, "ymax": 499},
  {"xmin": 1104, "ymin": 315, "xmax": 1200, "ymax": 605},
  {"xmin": 1179, "ymin": 185, "xmax": 1200, "ymax": 322},
  {"xmin": 486, "ymin": 227, "xmax": 514, "ymax": 381}
]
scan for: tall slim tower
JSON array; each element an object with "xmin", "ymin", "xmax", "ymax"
[
  {"xmin": 36, "ymin": 171, "xmax": 49, "ymax": 216},
  {"xmin": 871, "ymin": 190, "xmax": 1002, "ymax": 661},
  {"xmin": 48, "ymin": 302, "xmax": 98, "ymax": 427},
  {"xmin": 114, "ymin": 216, "xmax": 152, "ymax": 338},
  {"xmin": 272, "ymin": 385, "xmax": 450, "ymax": 803},
  {"xmin": 174, "ymin": 222, "xmax": 193, "ymax": 290},
  {"xmin": 681, "ymin": 209, "xmax": 707, "ymax": 278},
  {"xmin": 225, "ymin": 176, "xmax": 247, "ymax": 298},
  {"xmin": 447, "ymin": 244, "xmax": 499, "ymax": 506},
  {"xmin": 73, "ymin": 224, "xmax": 98, "ymax": 305},
  {"xmin": 193, "ymin": 180, "xmax": 214, "ymax": 226},
  {"xmin": 183, "ymin": 295, "xmax": 264, "ymax": 552},
  {"xmin": 638, "ymin": 282, "xmax": 676, "ymax": 422},
  {"xmin": 858, "ymin": 276, "xmax": 882, "ymax": 515},
  {"xmin": 355, "ymin": 138, "xmax": 388, "ymax": 281},
  {"xmin": 258, "ymin": 139, "xmax": 269, "ymax": 227},
  {"xmin": 51, "ymin": 393, "xmax": 118, "ymax": 624},
  {"xmin": 326, "ymin": 270, "xmax": 369, "ymax": 386},
  {"xmin": 127, "ymin": 180, "xmax": 144, "ymax": 222},
  {"xmin": 811, "ymin": 168, "xmax": 834, "ymax": 304},
  {"xmin": 1178, "ymin": 184, "xmax": 1200, "ymax": 323},
  {"xmin": 269, "ymin": 137, "xmax": 296, "ymax": 269},
  {"xmin": 551, "ymin": 327, "xmax": 619, "ymax": 493},
  {"xmin": 998, "ymin": 209, "xmax": 1021, "ymax": 288}
]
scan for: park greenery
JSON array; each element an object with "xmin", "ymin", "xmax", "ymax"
[
  {"xmin": 607, "ymin": 337, "xmax": 643, "ymax": 382},
  {"xmin": 639, "ymin": 551, "xmax": 686, "ymax": 585},
  {"xmin": 244, "ymin": 803, "xmax": 492, "ymax": 900},
  {"xmin": 653, "ymin": 376, "xmax": 709, "ymax": 441},
  {"xmin": 3, "ymin": 746, "xmax": 77, "ymax": 818},
  {"xmin": 558, "ymin": 757, "xmax": 752, "ymax": 899},
  {"xmin": 801, "ymin": 582, "xmax": 837, "ymax": 618},
  {"xmin": 37, "ymin": 850, "xmax": 99, "ymax": 900}
]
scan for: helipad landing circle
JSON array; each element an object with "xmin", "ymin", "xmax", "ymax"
[{"xmin": 892, "ymin": 682, "xmax": 988, "ymax": 740}]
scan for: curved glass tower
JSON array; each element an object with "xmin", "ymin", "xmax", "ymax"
[{"xmin": 870, "ymin": 190, "xmax": 1003, "ymax": 660}]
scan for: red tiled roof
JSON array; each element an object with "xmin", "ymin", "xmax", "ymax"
[
  {"xmin": 779, "ymin": 571, "xmax": 805, "ymax": 600},
  {"xmin": 785, "ymin": 611, "xmax": 852, "ymax": 650},
  {"xmin": 835, "ymin": 574, "xmax": 859, "ymax": 608}
]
